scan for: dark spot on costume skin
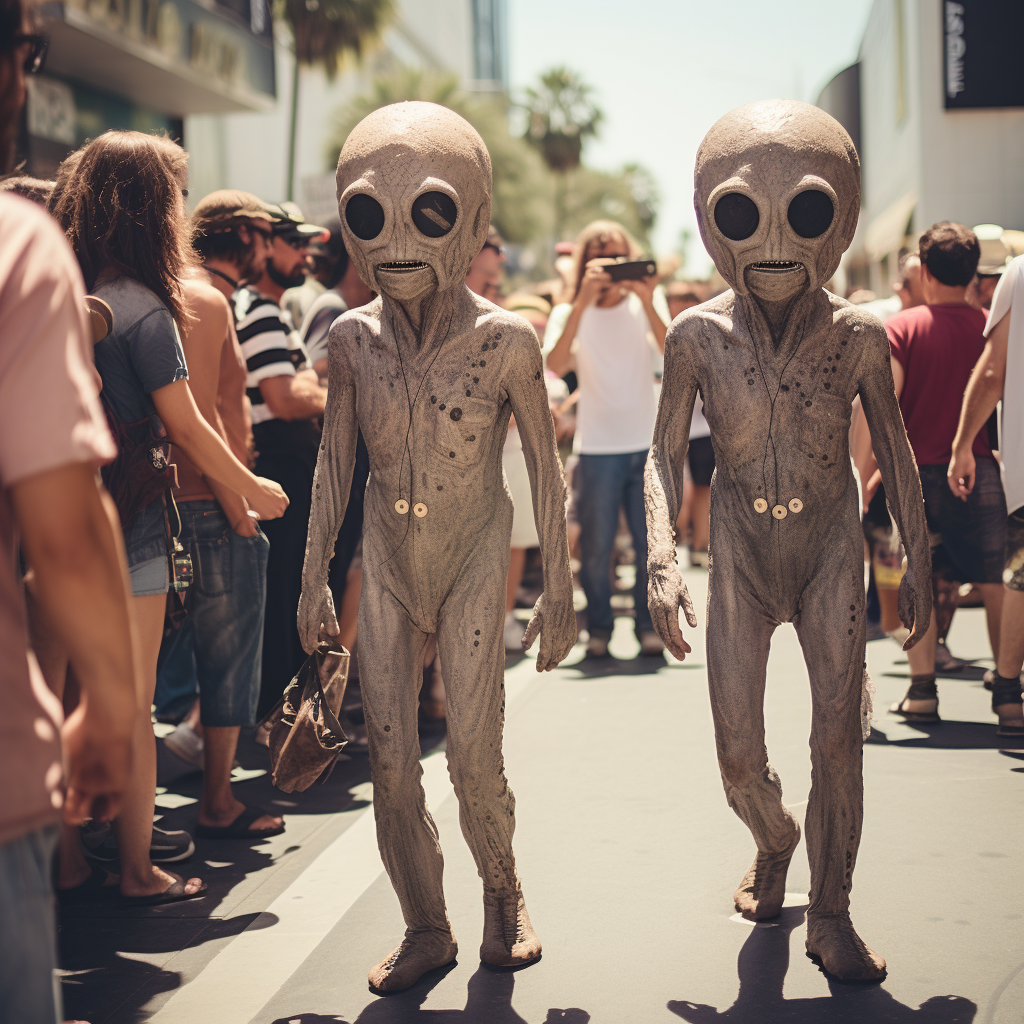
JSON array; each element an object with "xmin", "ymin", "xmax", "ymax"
[
  {"xmin": 805, "ymin": 401, "xmax": 812, "ymax": 407},
  {"xmin": 474, "ymin": 640, "xmax": 479, "ymax": 647},
  {"xmin": 437, "ymin": 485, "xmax": 443, "ymax": 491},
  {"xmin": 431, "ymin": 396, "xmax": 436, "ymax": 403},
  {"xmin": 851, "ymin": 615, "xmax": 856, "ymax": 621},
  {"xmin": 821, "ymin": 454, "xmax": 827, "ymax": 459},
  {"xmin": 479, "ymin": 360, "xmax": 486, "ymax": 367},
  {"xmin": 800, "ymin": 393, "xmax": 806, "ymax": 398},
  {"xmin": 466, "ymin": 390, "xmax": 472, "ymax": 397},
  {"xmin": 494, "ymin": 333, "xmax": 502, "ymax": 340},
  {"xmin": 827, "ymin": 356, "xmax": 832, "ymax": 362},
  {"xmin": 450, "ymin": 408, "xmax": 462, "ymax": 421},
  {"xmin": 384, "ymin": 725, "xmax": 391, "ymax": 732},
  {"xmin": 534, "ymin": 371, "xmax": 541, "ymax": 380},
  {"xmin": 747, "ymin": 380, "xmax": 753, "ymax": 385},
  {"xmin": 475, "ymin": 629, "xmax": 481, "ymax": 635},
  {"xmin": 841, "ymin": 339, "xmax": 847, "ymax": 345},
  {"xmin": 474, "ymin": 377, "xmax": 479, "ymax": 383},
  {"xmin": 848, "ymin": 629, "xmax": 854, "ymax": 635},
  {"xmin": 320, "ymin": 444, "xmax": 325, "ymax": 451},
  {"xmin": 781, "ymin": 384, "xmax": 789, "ymax": 392},
  {"xmin": 449, "ymin": 452, "xmax": 455, "ymax": 458},
  {"xmin": 482, "ymin": 343, "xmax": 489, "ymax": 351},
  {"xmin": 468, "ymin": 435, "xmax": 476, "ymax": 441},
  {"xmin": 472, "ymin": 362, "xmax": 477, "ymax": 368},
  {"xmin": 835, "ymin": 354, "xmax": 841, "ymax": 360},
  {"xmin": 825, "ymin": 382, "xmax": 831, "ymax": 389},
  {"xmin": 807, "ymin": 453, "xmax": 814, "ymax": 459},
  {"xmin": 439, "ymin": 403, "xmax": 446, "ymax": 410},
  {"xmin": 850, "ymin": 605, "xmax": 856, "ymax": 610},
  {"xmin": 832, "ymin": 366, "xmax": 838, "ymax": 373},
  {"xmin": 723, "ymin": 344, "xmax": 728, "ymax": 350}
]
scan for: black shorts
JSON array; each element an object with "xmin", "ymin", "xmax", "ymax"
[
  {"xmin": 918, "ymin": 458, "xmax": 1007, "ymax": 585},
  {"xmin": 688, "ymin": 436, "xmax": 715, "ymax": 487},
  {"xmin": 1005, "ymin": 506, "xmax": 1024, "ymax": 592}
]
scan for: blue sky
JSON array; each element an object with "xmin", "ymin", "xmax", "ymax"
[{"xmin": 508, "ymin": 0, "xmax": 876, "ymax": 273}]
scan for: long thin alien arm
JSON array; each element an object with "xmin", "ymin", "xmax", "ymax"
[
  {"xmin": 302, "ymin": 327, "xmax": 359, "ymax": 592},
  {"xmin": 645, "ymin": 320, "xmax": 699, "ymax": 576},
  {"xmin": 506, "ymin": 327, "xmax": 572, "ymax": 595}
]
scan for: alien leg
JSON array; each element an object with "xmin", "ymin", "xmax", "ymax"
[
  {"xmin": 358, "ymin": 578, "xmax": 457, "ymax": 993},
  {"xmin": 793, "ymin": 566, "xmax": 886, "ymax": 982},
  {"xmin": 435, "ymin": 546, "xmax": 541, "ymax": 969},
  {"xmin": 707, "ymin": 580, "xmax": 801, "ymax": 920}
]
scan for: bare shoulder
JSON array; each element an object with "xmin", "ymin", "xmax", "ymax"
[{"xmin": 182, "ymin": 276, "xmax": 230, "ymax": 323}]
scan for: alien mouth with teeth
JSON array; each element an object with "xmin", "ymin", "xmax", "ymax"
[
  {"xmin": 645, "ymin": 100, "xmax": 933, "ymax": 983},
  {"xmin": 297, "ymin": 101, "xmax": 576, "ymax": 995}
]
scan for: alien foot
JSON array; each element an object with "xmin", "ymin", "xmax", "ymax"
[
  {"xmin": 805, "ymin": 912, "xmax": 886, "ymax": 983},
  {"xmin": 368, "ymin": 929, "xmax": 458, "ymax": 994},
  {"xmin": 480, "ymin": 885, "xmax": 542, "ymax": 968},
  {"xmin": 733, "ymin": 820, "xmax": 801, "ymax": 920}
]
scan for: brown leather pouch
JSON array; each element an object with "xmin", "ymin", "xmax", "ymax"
[{"xmin": 263, "ymin": 640, "xmax": 350, "ymax": 793}]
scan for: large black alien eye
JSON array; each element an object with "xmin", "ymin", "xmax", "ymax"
[
  {"xmin": 713, "ymin": 192, "xmax": 760, "ymax": 241},
  {"xmin": 412, "ymin": 191, "xmax": 457, "ymax": 238},
  {"xmin": 787, "ymin": 189, "xmax": 835, "ymax": 238},
  {"xmin": 345, "ymin": 193, "xmax": 385, "ymax": 240}
]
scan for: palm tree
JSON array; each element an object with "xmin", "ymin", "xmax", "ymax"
[
  {"xmin": 276, "ymin": 0, "xmax": 395, "ymax": 200},
  {"xmin": 519, "ymin": 67, "xmax": 603, "ymax": 240}
]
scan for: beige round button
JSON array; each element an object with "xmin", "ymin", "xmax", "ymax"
[
  {"xmin": 788, "ymin": 497, "xmax": 804, "ymax": 514},
  {"xmin": 753, "ymin": 498, "xmax": 768, "ymax": 514},
  {"xmin": 413, "ymin": 502, "xmax": 428, "ymax": 518},
  {"xmin": 772, "ymin": 504, "xmax": 788, "ymax": 520},
  {"xmin": 394, "ymin": 499, "xmax": 409, "ymax": 515}
]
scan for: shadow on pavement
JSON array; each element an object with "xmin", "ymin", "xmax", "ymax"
[
  {"xmin": 562, "ymin": 655, "xmax": 683, "ymax": 679},
  {"xmin": 866, "ymin": 722, "xmax": 1024, "ymax": 749},
  {"xmin": 668, "ymin": 906, "xmax": 977, "ymax": 1024},
  {"xmin": 270, "ymin": 964, "xmax": 591, "ymax": 1024}
]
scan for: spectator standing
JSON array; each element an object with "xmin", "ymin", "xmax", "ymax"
[
  {"xmin": 0, "ymin": 13, "xmax": 135, "ymax": 1020},
  {"xmin": 465, "ymin": 226, "xmax": 506, "ymax": 303},
  {"xmin": 235, "ymin": 207, "xmax": 329, "ymax": 716},
  {"xmin": 948, "ymin": 253, "xmax": 1024, "ymax": 736},
  {"xmin": 883, "ymin": 223, "xmax": 1007, "ymax": 722},
  {"xmin": 544, "ymin": 220, "xmax": 669, "ymax": 658},
  {"xmin": 159, "ymin": 191, "xmax": 285, "ymax": 838},
  {"xmin": 54, "ymin": 130, "xmax": 287, "ymax": 902}
]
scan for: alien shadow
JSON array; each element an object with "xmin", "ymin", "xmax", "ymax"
[
  {"xmin": 668, "ymin": 906, "xmax": 976, "ymax": 1024},
  {"xmin": 271, "ymin": 964, "xmax": 590, "ymax": 1024}
]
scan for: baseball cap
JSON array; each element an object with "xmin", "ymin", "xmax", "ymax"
[
  {"xmin": 191, "ymin": 190, "xmax": 278, "ymax": 233},
  {"xmin": 266, "ymin": 200, "xmax": 330, "ymax": 244}
]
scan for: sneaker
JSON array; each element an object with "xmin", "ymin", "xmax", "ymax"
[
  {"xmin": 638, "ymin": 630, "xmax": 665, "ymax": 657},
  {"xmin": 585, "ymin": 634, "xmax": 609, "ymax": 658},
  {"xmin": 80, "ymin": 822, "xmax": 195, "ymax": 864},
  {"xmin": 164, "ymin": 721, "xmax": 204, "ymax": 769},
  {"xmin": 503, "ymin": 611, "xmax": 527, "ymax": 651}
]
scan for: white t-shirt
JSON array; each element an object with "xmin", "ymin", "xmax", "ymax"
[
  {"xmin": 985, "ymin": 256, "xmax": 1024, "ymax": 516},
  {"xmin": 544, "ymin": 290, "xmax": 668, "ymax": 455}
]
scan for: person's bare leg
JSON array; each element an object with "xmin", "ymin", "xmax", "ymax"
[
  {"xmin": 337, "ymin": 566, "xmax": 362, "ymax": 652},
  {"xmin": 877, "ymin": 585, "xmax": 902, "ymax": 634},
  {"xmin": 117, "ymin": 594, "xmax": 202, "ymax": 898},
  {"xmin": 198, "ymin": 726, "xmax": 282, "ymax": 832},
  {"xmin": 506, "ymin": 547, "xmax": 526, "ymax": 615},
  {"xmin": 992, "ymin": 586, "xmax": 1024, "ymax": 730},
  {"xmin": 691, "ymin": 485, "xmax": 711, "ymax": 553},
  {"xmin": 895, "ymin": 607, "xmax": 938, "ymax": 715},
  {"xmin": 977, "ymin": 582, "xmax": 1003, "ymax": 660},
  {"xmin": 360, "ymin": 582, "xmax": 455, "ymax": 992},
  {"xmin": 795, "ymin": 568, "xmax": 885, "ymax": 982},
  {"xmin": 706, "ymin": 579, "xmax": 800, "ymax": 921}
]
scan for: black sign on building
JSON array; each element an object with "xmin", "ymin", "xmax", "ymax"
[{"xmin": 943, "ymin": 0, "xmax": 1024, "ymax": 109}]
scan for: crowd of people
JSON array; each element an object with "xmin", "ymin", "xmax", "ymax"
[{"xmin": 2, "ymin": 5, "xmax": 1023, "ymax": 1022}]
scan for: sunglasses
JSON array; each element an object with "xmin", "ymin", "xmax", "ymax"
[{"xmin": 11, "ymin": 33, "xmax": 48, "ymax": 75}]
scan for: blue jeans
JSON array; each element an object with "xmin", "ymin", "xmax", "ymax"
[
  {"xmin": 0, "ymin": 825, "xmax": 60, "ymax": 1024},
  {"xmin": 157, "ymin": 502, "xmax": 270, "ymax": 727},
  {"xmin": 576, "ymin": 450, "xmax": 653, "ymax": 637}
]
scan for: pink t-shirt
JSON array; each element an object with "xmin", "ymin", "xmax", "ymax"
[{"xmin": 0, "ymin": 194, "xmax": 115, "ymax": 846}]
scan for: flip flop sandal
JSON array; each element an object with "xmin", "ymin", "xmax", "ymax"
[
  {"xmin": 889, "ymin": 681, "xmax": 940, "ymax": 723},
  {"xmin": 58, "ymin": 865, "xmax": 119, "ymax": 903},
  {"xmin": 119, "ymin": 872, "xmax": 207, "ymax": 906},
  {"xmin": 195, "ymin": 805, "xmax": 285, "ymax": 841}
]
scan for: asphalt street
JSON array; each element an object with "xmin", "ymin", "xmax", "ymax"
[{"xmin": 59, "ymin": 559, "xmax": 1023, "ymax": 1024}]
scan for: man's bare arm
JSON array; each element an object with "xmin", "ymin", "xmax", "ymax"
[
  {"xmin": 857, "ymin": 321, "xmax": 932, "ymax": 648},
  {"xmin": 12, "ymin": 464, "xmax": 136, "ymax": 823},
  {"xmin": 948, "ymin": 310, "xmax": 1010, "ymax": 499},
  {"xmin": 260, "ymin": 369, "xmax": 328, "ymax": 421},
  {"xmin": 298, "ymin": 322, "xmax": 359, "ymax": 653}
]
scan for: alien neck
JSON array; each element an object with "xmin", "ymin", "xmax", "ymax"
[
  {"xmin": 751, "ymin": 293, "xmax": 800, "ymax": 347},
  {"xmin": 385, "ymin": 285, "xmax": 463, "ymax": 351}
]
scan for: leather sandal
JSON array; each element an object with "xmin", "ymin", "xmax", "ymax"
[
  {"xmin": 992, "ymin": 677, "xmax": 1024, "ymax": 737},
  {"xmin": 889, "ymin": 677, "xmax": 939, "ymax": 722}
]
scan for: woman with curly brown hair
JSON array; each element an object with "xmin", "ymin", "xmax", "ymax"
[{"xmin": 55, "ymin": 130, "xmax": 288, "ymax": 903}]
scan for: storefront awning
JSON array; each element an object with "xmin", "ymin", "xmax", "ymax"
[
  {"xmin": 41, "ymin": 3, "xmax": 276, "ymax": 117},
  {"xmin": 863, "ymin": 190, "xmax": 918, "ymax": 262}
]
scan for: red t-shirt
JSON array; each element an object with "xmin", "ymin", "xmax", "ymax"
[{"xmin": 886, "ymin": 303, "xmax": 991, "ymax": 466}]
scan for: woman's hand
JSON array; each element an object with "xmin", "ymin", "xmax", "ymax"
[
  {"xmin": 232, "ymin": 510, "xmax": 261, "ymax": 537},
  {"xmin": 622, "ymin": 275, "xmax": 656, "ymax": 304},
  {"xmin": 576, "ymin": 260, "xmax": 614, "ymax": 307},
  {"xmin": 247, "ymin": 477, "xmax": 289, "ymax": 521}
]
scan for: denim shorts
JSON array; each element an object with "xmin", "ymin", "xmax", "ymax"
[
  {"xmin": 123, "ymin": 496, "xmax": 170, "ymax": 597},
  {"xmin": 918, "ymin": 458, "xmax": 1007, "ymax": 585},
  {"xmin": 157, "ymin": 501, "xmax": 270, "ymax": 727}
]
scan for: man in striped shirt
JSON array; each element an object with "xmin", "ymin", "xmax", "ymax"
[{"xmin": 234, "ymin": 207, "xmax": 330, "ymax": 714}]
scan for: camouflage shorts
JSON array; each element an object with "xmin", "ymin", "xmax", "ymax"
[{"xmin": 1005, "ymin": 507, "xmax": 1024, "ymax": 592}]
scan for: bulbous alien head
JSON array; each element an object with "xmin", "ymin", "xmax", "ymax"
[
  {"xmin": 694, "ymin": 100, "xmax": 860, "ymax": 302},
  {"xmin": 336, "ymin": 101, "xmax": 492, "ymax": 302}
]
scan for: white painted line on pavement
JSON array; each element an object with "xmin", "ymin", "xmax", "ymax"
[{"xmin": 148, "ymin": 667, "xmax": 535, "ymax": 1024}]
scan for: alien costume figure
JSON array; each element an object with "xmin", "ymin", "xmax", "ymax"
[
  {"xmin": 297, "ymin": 102, "xmax": 576, "ymax": 993},
  {"xmin": 645, "ymin": 101, "xmax": 932, "ymax": 981}
]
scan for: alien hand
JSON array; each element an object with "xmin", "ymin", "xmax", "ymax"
[
  {"xmin": 296, "ymin": 580, "xmax": 339, "ymax": 656},
  {"xmin": 648, "ymin": 563, "xmax": 697, "ymax": 661},
  {"xmin": 522, "ymin": 586, "xmax": 577, "ymax": 672},
  {"xmin": 897, "ymin": 567, "xmax": 932, "ymax": 651}
]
